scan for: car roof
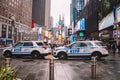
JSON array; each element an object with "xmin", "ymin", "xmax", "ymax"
[
  {"xmin": 75, "ymin": 40, "xmax": 102, "ymax": 43},
  {"xmin": 19, "ymin": 41, "xmax": 45, "ymax": 43}
]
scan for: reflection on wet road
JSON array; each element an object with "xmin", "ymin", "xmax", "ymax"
[
  {"xmin": 9, "ymin": 56, "xmax": 120, "ymax": 80},
  {"xmin": 101, "ymin": 57, "xmax": 120, "ymax": 80},
  {"xmin": 11, "ymin": 59, "xmax": 49, "ymax": 80}
]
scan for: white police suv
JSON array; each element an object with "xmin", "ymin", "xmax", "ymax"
[
  {"xmin": 3, "ymin": 41, "xmax": 52, "ymax": 58},
  {"xmin": 53, "ymin": 41, "xmax": 109, "ymax": 60}
]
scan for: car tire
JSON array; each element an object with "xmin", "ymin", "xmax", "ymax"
[
  {"xmin": 4, "ymin": 51, "xmax": 12, "ymax": 58},
  {"xmin": 58, "ymin": 52, "xmax": 67, "ymax": 60},
  {"xmin": 32, "ymin": 52, "xmax": 40, "ymax": 59},
  {"xmin": 91, "ymin": 52, "xmax": 101, "ymax": 60}
]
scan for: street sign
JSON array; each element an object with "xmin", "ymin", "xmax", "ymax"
[{"xmin": 113, "ymin": 30, "xmax": 120, "ymax": 38}]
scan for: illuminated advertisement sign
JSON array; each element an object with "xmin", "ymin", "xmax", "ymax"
[
  {"xmin": 99, "ymin": 6, "xmax": 120, "ymax": 31},
  {"xmin": 80, "ymin": 18, "xmax": 85, "ymax": 30},
  {"xmin": 58, "ymin": 20, "xmax": 62, "ymax": 25},
  {"xmin": 75, "ymin": 18, "xmax": 86, "ymax": 31},
  {"xmin": 117, "ymin": 6, "xmax": 120, "ymax": 22}
]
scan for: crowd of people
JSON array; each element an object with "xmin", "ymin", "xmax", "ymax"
[{"xmin": 106, "ymin": 40, "xmax": 120, "ymax": 55}]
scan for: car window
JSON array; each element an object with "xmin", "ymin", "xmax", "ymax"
[
  {"xmin": 23, "ymin": 42, "xmax": 33, "ymax": 46},
  {"xmin": 86, "ymin": 42, "xmax": 93, "ymax": 46},
  {"xmin": 14, "ymin": 42, "xmax": 23, "ymax": 47},
  {"xmin": 43, "ymin": 42, "xmax": 48, "ymax": 45},
  {"xmin": 71, "ymin": 42, "xmax": 80, "ymax": 48},
  {"xmin": 36, "ymin": 42, "xmax": 43, "ymax": 46},
  {"xmin": 95, "ymin": 42, "xmax": 105, "ymax": 46},
  {"xmin": 80, "ymin": 42, "xmax": 87, "ymax": 47}
]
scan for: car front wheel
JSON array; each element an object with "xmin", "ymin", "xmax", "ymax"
[
  {"xmin": 4, "ymin": 51, "xmax": 12, "ymax": 58},
  {"xmin": 32, "ymin": 52, "xmax": 40, "ymax": 59},
  {"xmin": 58, "ymin": 52, "xmax": 67, "ymax": 60},
  {"xmin": 91, "ymin": 52, "xmax": 101, "ymax": 60}
]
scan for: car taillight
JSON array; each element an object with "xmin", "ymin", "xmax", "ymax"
[{"xmin": 43, "ymin": 46, "xmax": 47, "ymax": 49}]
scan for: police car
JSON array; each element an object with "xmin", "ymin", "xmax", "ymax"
[
  {"xmin": 53, "ymin": 41, "xmax": 109, "ymax": 60},
  {"xmin": 3, "ymin": 41, "xmax": 52, "ymax": 58}
]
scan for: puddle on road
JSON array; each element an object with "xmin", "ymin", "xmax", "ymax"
[
  {"xmin": 103, "ymin": 59, "xmax": 120, "ymax": 80},
  {"xmin": 38, "ymin": 70, "xmax": 45, "ymax": 76},
  {"xmin": 22, "ymin": 59, "xmax": 34, "ymax": 62},
  {"xmin": 25, "ymin": 73, "xmax": 36, "ymax": 80}
]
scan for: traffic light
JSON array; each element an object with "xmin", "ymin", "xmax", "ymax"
[{"xmin": 68, "ymin": 28, "xmax": 72, "ymax": 36}]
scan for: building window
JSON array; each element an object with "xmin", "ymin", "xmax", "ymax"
[
  {"xmin": 8, "ymin": 26, "xmax": 12, "ymax": 38},
  {"xmin": 2, "ymin": 24, "xmax": 7, "ymax": 38}
]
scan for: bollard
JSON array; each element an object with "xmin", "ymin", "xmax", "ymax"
[
  {"xmin": 49, "ymin": 58, "xmax": 54, "ymax": 80},
  {"xmin": 91, "ymin": 57, "xmax": 97, "ymax": 79},
  {"xmin": 6, "ymin": 58, "xmax": 11, "ymax": 67}
]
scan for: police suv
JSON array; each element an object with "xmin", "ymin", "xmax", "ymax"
[
  {"xmin": 3, "ymin": 41, "xmax": 51, "ymax": 58},
  {"xmin": 53, "ymin": 41, "xmax": 109, "ymax": 59}
]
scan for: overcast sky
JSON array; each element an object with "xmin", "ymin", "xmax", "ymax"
[{"xmin": 51, "ymin": 0, "xmax": 71, "ymax": 27}]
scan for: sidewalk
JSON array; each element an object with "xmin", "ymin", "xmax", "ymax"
[
  {"xmin": 1, "ymin": 51, "xmax": 120, "ymax": 80},
  {"xmin": 0, "ymin": 47, "xmax": 3, "ymax": 50},
  {"xmin": 54, "ymin": 60, "xmax": 109, "ymax": 80}
]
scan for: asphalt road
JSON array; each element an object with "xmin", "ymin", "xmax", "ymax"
[
  {"xmin": 5, "ymin": 56, "xmax": 119, "ymax": 80},
  {"xmin": 1, "ymin": 49, "xmax": 120, "ymax": 80}
]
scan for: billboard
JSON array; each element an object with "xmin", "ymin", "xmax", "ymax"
[
  {"xmin": 75, "ymin": 18, "xmax": 86, "ymax": 31},
  {"xmin": 80, "ymin": 18, "xmax": 86, "ymax": 30}
]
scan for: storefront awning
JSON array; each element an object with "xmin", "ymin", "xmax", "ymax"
[
  {"xmin": 0, "ymin": 40, "xmax": 13, "ymax": 43},
  {"xmin": 99, "ymin": 12, "xmax": 114, "ymax": 31},
  {"xmin": 6, "ymin": 40, "xmax": 13, "ymax": 42}
]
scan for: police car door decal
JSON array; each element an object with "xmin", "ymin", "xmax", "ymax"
[
  {"xmin": 70, "ymin": 49, "xmax": 80, "ymax": 54},
  {"xmin": 68, "ymin": 42, "xmax": 81, "ymax": 55},
  {"xmin": 68, "ymin": 42, "xmax": 91, "ymax": 55},
  {"xmin": 79, "ymin": 43, "xmax": 91, "ymax": 54},
  {"xmin": 13, "ymin": 42, "xmax": 23, "ymax": 54}
]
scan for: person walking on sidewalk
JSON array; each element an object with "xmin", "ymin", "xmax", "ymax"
[
  {"xmin": 117, "ymin": 41, "xmax": 120, "ymax": 55},
  {"xmin": 111, "ymin": 42, "xmax": 117, "ymax": 55}
]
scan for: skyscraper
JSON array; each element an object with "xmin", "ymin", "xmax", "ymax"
[
  {"xmin": 71, "ymin": 0, "xmax": 85, "ymax": 24},
  {"xmin": 32, "ymin": 0, "xmax": 51, "ymax": 28}
]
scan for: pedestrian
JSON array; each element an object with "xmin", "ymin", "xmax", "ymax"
[
  {"xmin": 117, "ymin": 41, "xmax": 120, "ymax": 55},
  {"xmin": 106, "ymin": 42, "xmax": 110, "ymax": 52},
  {"xmin": 111, "ymin": 42, "xmax": 117, "ymax": 55}
]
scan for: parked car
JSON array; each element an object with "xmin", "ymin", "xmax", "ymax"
[
  {"xmin": 3, "ymin": 41, "xmax": 52, "ymax": 58},
  {"xmin": 53, "ymin": 40, "xmax": 109, "ymax": 60}
]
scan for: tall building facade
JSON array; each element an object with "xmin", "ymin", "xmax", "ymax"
[
  {"xmin": 71, "ymin": 0, "xmax": 85, "ymax": 24},
  {"xmin": 81, "ymin": 0, "xmax": 120, "ymax": 40},
  {"xmin": 32, "ymin": 0, "xmax": 51, "ymax": 28},
  {"xmin": 70, "ymin": 0, "xmax": 86, "ymax": 41},
  {"xmin": 0, "ymin": 0, "xmax": 32, "ymax": 27},
  {"xmin": 0, "ymin": 0, "xmax": 33, "ymax": 47}
]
